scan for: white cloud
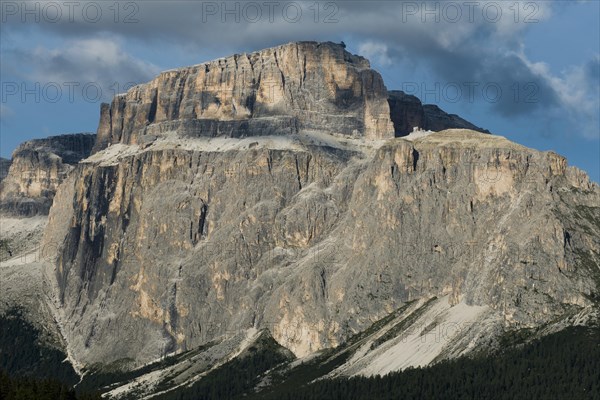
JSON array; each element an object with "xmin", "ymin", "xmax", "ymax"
[
  {"xmin": 486, "ymin": 1, "xmax": 553, "ymax": 38},
  {"xmin": 13, "ymin": 38, "xmax": 160, "ymax": 100},
  {"xmin": 358, "ymin": 42, "xmax": 392, "ymax": 67},
  {"xmin": 35, "ymin": 37, "xmax": 158, "ymax": 83},
  {"xmin": 516, "ymin": 51, "xmax": 600, "ymax": 140}
]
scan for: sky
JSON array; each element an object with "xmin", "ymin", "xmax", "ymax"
[{"xmin": 0, "ymin": 0, "xmax": 598, "ymax": 182}]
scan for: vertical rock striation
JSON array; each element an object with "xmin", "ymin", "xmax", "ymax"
[
  {"xmin": 0, "ymin": 158, "xmax": 11, "ymax": 182},
  {"xmin": 93, "ymin": 41, "xmax": 394, "ymax": 153},
  {"xmin": 0, "ymin": 133, "xmax": 95, "ymax": 216},
  {"xmin": 42, "ymin": 129, "xmax": 600, "ymax": 367},
  {"xmin": 33, "ymin": 42, "xmax": 599, "ymax": 371}
]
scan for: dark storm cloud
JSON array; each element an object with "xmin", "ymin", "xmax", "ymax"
[
  {"xmin": 0, "ymin": 1, "xmax": 541, "ymax": 49},
  {"xmin": 2, "ymin": 37, "xmax": 159, "ymax": 101},
  {"xmin": 415, "ymin": 46, "xmax": 561, "ymax": 116}
]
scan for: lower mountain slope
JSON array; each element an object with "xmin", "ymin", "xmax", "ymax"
[{"xmin": 70, "ymin": 305, "xmax": 600, "ymax": 399}]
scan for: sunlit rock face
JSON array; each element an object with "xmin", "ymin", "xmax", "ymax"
[{"xmin": 93, "ymin": 41, "xmax": 395, "ymax": 153}]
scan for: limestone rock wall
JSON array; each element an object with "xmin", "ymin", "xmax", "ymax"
[
  {"xmin": 42, "ymin": 130, "xmax": 599, "ymax": 366},
  {"xmin": 93, "ymin": 41, "xmax": 394, "ymax": 153},
  {"xmin": 0, "ymin": 158, "xmax": 11, "ymax": 182},
  {"xmin": 0, "ymin": 133, "xmax": 95, "ymax": 216},
  {"xmin": 388, "ymin": 90, "xmax": 489, "ymax": 135},
  {"xmin": 32, "ymin": 42, "xmax": 599, "ymax": 370}
]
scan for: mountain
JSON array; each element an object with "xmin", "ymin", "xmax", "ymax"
[
  {"xmin": 92, "ymin": 41, "xmax": 394, "ymax": 154},
  {"xmin": 0, "ymin": 41, "xmax": 598, "ymax": 399},
  {"xmin": 388, "ymin": 90, "xmax": 490, "ymax": 136},
  {"xmin": 0, "ymin": 133, "xmax": 95, "ymax": 278},
  {"xmin": 0, "ymin": 133, "xmax": 95, "ymax": 216}
]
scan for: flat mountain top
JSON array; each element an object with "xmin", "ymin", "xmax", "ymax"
[{"xmin": 411, "ymin": 129, "xmax": 527, "ymax": 150}]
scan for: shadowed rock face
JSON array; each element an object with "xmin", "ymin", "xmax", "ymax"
[
  {"xmin": 388, "ymin": 90, "xmax": 489, "ymax": 136},
  {"xmin": 0, "ymin": 133, "xmax": 95, "ymax": 216},
  {"xmin": 422, "ymin": 104, "xmax": 489, "ymax": 133},
  {"xmin": 0, "ymin": 158, "xmax": 11, "ymax": 182},
  {"xmin": 93, "ymin": 41, "xmax": 395, "ymax": 153}
]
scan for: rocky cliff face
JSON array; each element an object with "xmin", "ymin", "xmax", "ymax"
[
  {"xmin": 32, "ymin": 42, "xmax": 599, "ymax": 372},
  {"xmin": 0, "ymin": 158, "xmax": 11, "ymax": 182},
  {"xmin": 388, "ymin": 90, "xmax": 489, "ymax": 135},
  {"xmin": 0, "ymin": 133, "xmax": 95, "ymax": 216},
  {"xmin": 42, "ymin": 128, "xmax": 599, "ymax": 367},
  {"xmin": 93, "ymin": 41, "xmax": 394, "ymax": 153}
]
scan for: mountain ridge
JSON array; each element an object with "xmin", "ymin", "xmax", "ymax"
[{"xmin": 0, "ymin": 41, "xmax": 598, "ymax": 399}]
